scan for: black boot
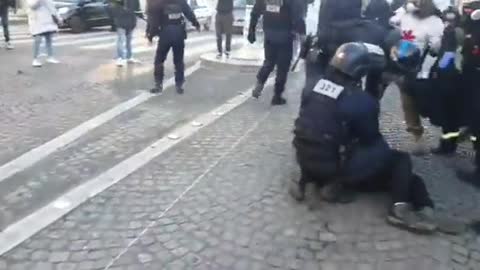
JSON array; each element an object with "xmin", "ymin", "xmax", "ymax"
[
  {"xmin": 150, "ymin": 82, "xmax": 163, "ymax": 94},
  {"xmin": 431, "ymin": 137, "xmax": 457, "ymax": 156},
  {"xmin": 271, "ymin": 94, "xmax": 287, "ymax": 106},
  {"xmin": 289, "ymin": 176, "xmax": 307, "ymax": 202},
  {"xmin": 251, "ymin": 81, "xmax": 264, "ymax": 99}
]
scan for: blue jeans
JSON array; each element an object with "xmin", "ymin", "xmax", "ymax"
[
  {"xmin": 33, "ymin": 33, "xmax": 53, "ymax": 58},
  {"xmin": 116, "ymin": 28, "xmax": 132, "ymax": 59}
]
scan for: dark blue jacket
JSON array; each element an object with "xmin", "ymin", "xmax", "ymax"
[
  {"xmin": 249, "ymin": 0, "xmax": 306, "ymax": 44},
  {"xmin": 147, "ymin": 0, "xmax": 199, "ymax": 43}
]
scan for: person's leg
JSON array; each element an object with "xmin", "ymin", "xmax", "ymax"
[
  {"xmin": 224, "ymin": 12, "xmax": 233, "ymax": 56},
  {"xmin": 45, "ymin": 33, "xmax": 53, "ymax": 57},
  {"xmin": 172, "ymin": 39, "xmax": 185, "ymax": 93},
  {"xmin": 272, "ymin": 39, "xmax": 293, "ymax": 105},
  {"xmin": 215, "ymin": 13, "xmax": 223, "ymax": 56},
  {"xmin": 151, "ymin": 39, "xmax": 171, "ymax": 93},
  {"xmin": 399, "ymin": 83, "xmax": 427, "ymax": 155},
  {"xmin": 32, "ymin": 35, "xmax": 43, "ymax": 66},
  {"xmin": 409, "ymin": 174, "xmax": 434, "ymax": 210},
  {"xmin": 252, "ymin": 40, "xmax": 277, "ymax": 98},
  {"xmin": 116, "ymin": 28, "xmax": 126, "ymax": 60},
  {"xmin": 1, "ymin": 8, "xmax": 11, "ymax": 44},
  {"xmin": 125, "ymin": 29, "xmax": 133, "ymax": 60}
]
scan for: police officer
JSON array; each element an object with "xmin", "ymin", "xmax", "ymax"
[
  {"xmin": 292, "ymin": 41, "xmax": 437, "ymax": 233},
  {"xmin": 457, "ymin": 0, "xmax": 480, "ymax": 186},
  {"xmin": 248, "ymin": 0, "xmax": 306, "ymax": 105},
  {"xmin": 306, "ymin": 0, "xmax": 399, "ymax": 100},
  {"xmin": 147, "ymin": 0, "xmax": 201, "ymax": 94}
]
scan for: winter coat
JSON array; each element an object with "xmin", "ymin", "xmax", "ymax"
[
  {"xmin": 27, "ymin": 0, "xmax": 59, "ymax": 36},
  {"xmin": 108, "ymin": 0, "xmax": 141, "ymax": 31},
  {"xmin": 390, "ymin": 7, "xmax": 444, "ymax": 78}
]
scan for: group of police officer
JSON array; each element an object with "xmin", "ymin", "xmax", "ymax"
[
  {"xmin": 142, "ymin": 0, "xmax": 479, "ymax": 232},
  {"xmin": 289, "ymin": 0, "xmax": 480, "ymax": 233}
]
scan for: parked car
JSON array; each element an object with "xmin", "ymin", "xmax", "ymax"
[
  {"xmin": 187, "ymin": 0, "xmax": 214, "ymax": 31},
  {"xmin": 55, "ymin": 0, "xmax": 113, "ymax": 33}
]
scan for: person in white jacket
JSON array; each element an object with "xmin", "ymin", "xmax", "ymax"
[
  {"xmin": 390, "ymin": 0, "xmax": 444, "ymax": 155},
  {"xmin": 27, "ymin": 0, "xmax": 61, "ymax": 67}
]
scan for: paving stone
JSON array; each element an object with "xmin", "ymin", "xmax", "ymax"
[{"xmin": 48, "ymin": 252, "xmax": 70, "ymax": 263}]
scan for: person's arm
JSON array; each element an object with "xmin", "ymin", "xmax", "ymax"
[
  {"xmin": 146, "ymin": 2, "xmax": 160, "ymax": 41},
  {"xmin": 290, "ymin": 0, "xmax": 306, "ymax": 35},
  {"xmin": 249, "ymin": 0, "xmax": 265, "ymax": 32},
  {"xmin": 181, "ymin": 0, "xmax": 200, "ymax": 29}
]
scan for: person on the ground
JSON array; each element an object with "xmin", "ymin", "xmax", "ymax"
[
  {"xmin": 389, "ymin": 0, "xmax": 444, "ymax": 155},
  {"xmin": 0, "ymin": 0, "xmax": 15, "ymax": 50},
  {"xmin": 456, "ymin": 0, "xmax": 480, "ymax": 187},
  {"xmin": 291, "ymin": 41, "xmax": 437, "ymax": 233},
  {"xmin": 26, "ymin": 0, "xmax": 61, "ymax": 67},
  {"xmin": 248, "ymin": 0, "xmax": 306, "ymax": 105},
  {"xmin": 215, "ymin": 0, "xmax": 234, "ymax": 59},
  {"xmin": 109, "ymin": 0, "xmax": 143, "ymax": 67},
  {"xmin": 147, "ymin": 0, "xmax": 200, "ymax": 94}
]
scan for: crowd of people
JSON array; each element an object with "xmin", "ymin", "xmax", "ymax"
[{"xmin": 288, "ymin": 0, "xmax": 480, "ymax": 234}]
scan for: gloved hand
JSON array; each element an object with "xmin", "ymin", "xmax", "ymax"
[
  {"xmin": 248, "ymin": 30, "xmax": 256, "ymax": 44},
  {"xmin": 439, "ymin": 51, "xmax": 456, "ymax": 69},
  {"xmin": 194, "ymin": 23, "xmax": 201, "ymax": 32}
]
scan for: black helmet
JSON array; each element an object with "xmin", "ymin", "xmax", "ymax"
[
  {"xmin": 389, "ymin": 39, "xmax": 421, "ymax": 73},
  {"xmin": 329, "ymin": 42, "xmax": 386, "ymax": 80}
]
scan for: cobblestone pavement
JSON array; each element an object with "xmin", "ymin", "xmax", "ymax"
[
  {"xmin": 1, "ymin": 70, "xmax": 480, "ymax": 270},
  {"xmin": 0, "ymin": 29, "xmax": 214, "ymax": 165}
]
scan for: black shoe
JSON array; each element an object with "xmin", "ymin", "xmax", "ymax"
[
  {"xmin": 289, "ymin": 180, "xmax": 306, "ymax": 202},
  {"xmin": 176, "ymin": 85, "xmax": 184, "ymax": 95},
  {"xmin": 431, "ymin": 138, "xmax": 457, "ymax": 156},
  {"xmin": 150, "ymin": 84, "xmax": 163, "ymax": 94},
  {"xmin": 271, "ymin": 95, "xmax": 287, "ymax": 106},
  {"xmin": 456, "ymin": 168, "xmax": 480, "ymax": 188},
  {"xmin": 251, "ymin": 82, "xmax": 264, "ymax": 99}
]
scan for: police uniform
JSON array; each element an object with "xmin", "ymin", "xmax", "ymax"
[
  {"xmin": 248, "ymin": 0, "xmax": 306, "ymax": 105},
  {"xmin": 147, "ymin": 0, "xmax": 200, "ymax": 94},
  {"xmin": 306, "ymin": 0, "xmax": 399, "ymax": 100},
  {"xmin": 457, "ymin": 0, "xmax": 480, "ymax": 185},
  {"xmin": 293, "ymin": 42, "xmax": 436, "ymax": 232}
]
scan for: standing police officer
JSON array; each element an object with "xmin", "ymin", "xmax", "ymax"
[
  {"xmin": 457, "ymin": 0, "xmax": 480, "ymax": 186},
  {"xmin": 248, "ymin": 0, "xmax": 306, "ymax": 105},
  {"xmin": 147, "ymin": 0, "xmax": 201, "ymax": 94}
]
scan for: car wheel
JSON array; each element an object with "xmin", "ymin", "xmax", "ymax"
[{"xmin": 70, "ymin": 16, "xmax": 88, "ymax": 33}]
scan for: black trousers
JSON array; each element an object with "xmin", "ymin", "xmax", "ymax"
[
  {"xmin": 154, "ymin": 38, "xmax": 185, "ymax": 86},
  {"xmin": 0, "ymin": 7, "xmax": 9, "ymax": 42},
  {"xmin": 347, "ymin": 150, "xmax": 434, "ymax": 210},
  {"xmin": 215, "ymin": 12, "xmax": 233, "ymax": 53},
  {"xmin": 464, "ymin": 67, "xmax": 480, "ymax": 169},
  {"xmin": 257, "ymin": 39, "xmax": 293, "ymax": 95}
]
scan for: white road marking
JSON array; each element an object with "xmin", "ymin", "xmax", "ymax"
[
  {"xmin": 11, "ymin": 31, "xmax": 115, "ymax": 45},
  {"xmin": 82, "ymin": 34, "xmax": 213, "ymax": 51},
  {"xmin": 0, "ymin": 78, "xmax": 274, "ymax": 257},
  {"xmin": 0, "ymin": 62, "xmax": 201, "ymax": 185}
]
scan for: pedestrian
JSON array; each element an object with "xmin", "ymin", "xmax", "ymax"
[
  {"xmin": 389, "ymin": 0, "xmax": 444, "ymax": 155},
  {"xmin": 0, "ymin": 0, "xmax": 15, "ymax": 49},
  {"xmin": 248, "ymin": 0, "xmax": 306, "ymax": 105},
  {"xmin": 108, "ymin": 0, "xmax": 143, "ymax": 67},
  {"xmin": 215, "ymin": 0, "xmax": 234, "ymax": 59},
  {"xmin": 456, "ymin": 0, "xmax": 480, "ymax": 186},
  {"xmin": 364, "ymin": 0, "xmax": 394, "ymax": 26},
  {"xmin": 27, "ymin": 0, "xmax": 61, "ymax": 67},
  {"xmin": 292, "ymin": 41, "xmax": 436, "ymax": 233},
  {"xmin": 146, "ymin": 0, "xmax": 201, "ymax": 94}
]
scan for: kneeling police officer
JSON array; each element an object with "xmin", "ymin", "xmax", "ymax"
[
  {"xmin": 147, "ymin": 0, "xmax": 200, "ymax": 94},
  {"xmin": 292, "ymin": 41, "xmax": 436, "ymax": 233}
]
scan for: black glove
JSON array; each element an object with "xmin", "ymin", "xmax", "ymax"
[
  {"xmin": 194, "ymin": 22, "xmax": 201, "ymax": 32},
  {"xmin": 248, "ymin": 30, "xmax": 256, "ymax": 44}
]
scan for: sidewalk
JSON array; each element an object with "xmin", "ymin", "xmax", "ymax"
[{"xmin": 1, "ymin": 69, "xmax": 480, "ymax": 269}]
